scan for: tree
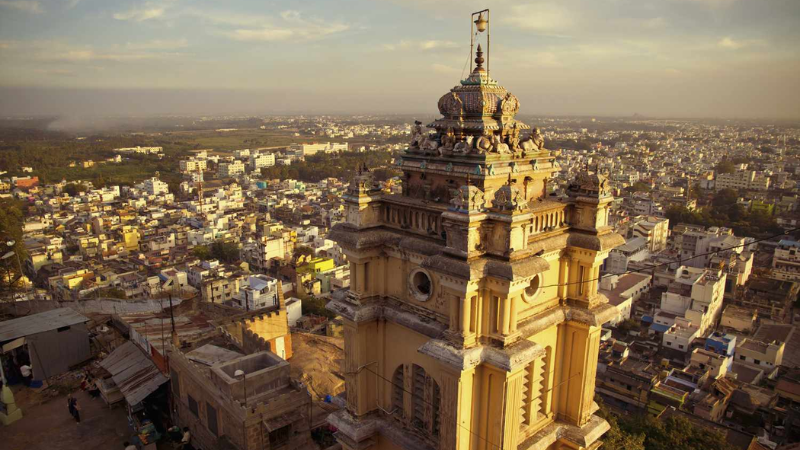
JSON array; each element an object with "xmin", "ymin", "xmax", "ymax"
[
  {"xmin": 192, "ymin": 245, "xmax": 212, "ymax": 261},
  {"xmin": 63, "ymin": 182, "xmax": 87, "ymax": 196},
  {"xmin": 294, "ymin": 245, "xmax": 315, "ymax": 258},
  {"xmin": 714, "ymin": 160, "xmax": 735, "ymax": 174},
  {"xmin": 211, "ymin": 240, "xmax": 240, "ymax": 263},
  {"xmin": 0, "ymin": 198, "xmax": 26, "ymax": 291}
]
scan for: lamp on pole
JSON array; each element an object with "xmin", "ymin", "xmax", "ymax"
[{"xmin": 470, "ymin": 9, "xmax": 490, "ymax": 75}]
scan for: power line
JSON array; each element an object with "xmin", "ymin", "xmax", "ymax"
[{"xmin": 538, "ymin": 226, "xmax": 799, "ymax": 290}]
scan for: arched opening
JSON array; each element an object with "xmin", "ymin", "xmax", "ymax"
[
  {"xmin": 391, "ymin": 365, "xmax": 404, "ymax": 417},
  {"xmin": 411, "ymin": 364, "xmax": 440, "ymax": 438}
]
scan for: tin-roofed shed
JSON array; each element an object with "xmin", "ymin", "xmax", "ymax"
[{"xmin": 0, "ymin": 308, "xmax": 90, "ymax": 380}]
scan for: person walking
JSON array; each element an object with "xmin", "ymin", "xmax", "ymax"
[
  {"xmin": 67, "ymin": 393, "xmax": 76, "ymax": 418},
  {"xmin": 70, "ymin": 394, "xmax": 81, "ymax": 424}
]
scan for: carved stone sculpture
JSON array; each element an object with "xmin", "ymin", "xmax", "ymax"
[
  {"xmin": 474, "ymin": 131, "xmax": 493, "ymax": 154},
  {"xmin": 491, "ymin": 133, "xmax": 511, "ymax": 154},
  {"xmin": 500, "ymin": 92, "xmax": 520, "ymax": 116},
  {"xmin": 450, "ymin": 185, "xmax": 485, "ymax": 212},
  {"xmin": 531, "ymin": 127, "xmax": 545, "ymax": 150},
  {"xmin": 410, "ymin": 120, "xmax": 424, "ymax": 149},
  {"xmin": 440, "ymin": 127, "xmax": 456, "ymax": 153},
  {"xmin": 453, "ymin": 136, "xmax": 473, "ymax": 155},
  {"xmin": 492, "ymin": 184, "xmax": 527, "ymax": 213}
]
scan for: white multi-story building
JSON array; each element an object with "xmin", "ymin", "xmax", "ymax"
[
  {"xmin": 238, "ymin": 274, "xmax": 279, "ymax": 310},
  {"xmin": 772, "ymin": 240, "xmax": 800, "ymax": 281},
  {"xmin": 142, "ymin": 177, "xmax": 169, "ymax": 195},
  {"xmin": 250, "ymin": 152, "xmax": 275, "ymax": 170},
  {"xmin": 715, "ymin": 170, "xmax": 770, "ymax": 191},
  {"xmin": 233, "ymin": 148, "xmax": 250, "ymax": 159},
  {"xmin": 630, "ymin": 215, "xmax": 669, "ymax": 252},
  {"xmin": 180, "ymin": 158, "xmax": 207, "ymax": 173},
  {"xmin": 287, "ymin": 142, "xmax": 348, "ymax": 157},
  {"xmin": 659, "ymin": 266, "xmax": 726, "ymax": 336},
  {"xmin": 114, "ymin": 146, "xmax": 162, "ymax": 155},
  {"xmin": 217, "ymin": 160, "xmax": 245, "ymax": 178}
]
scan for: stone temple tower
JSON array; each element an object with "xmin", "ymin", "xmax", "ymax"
[{"xmin": 328, "ymin": 14, "xmax": 623, "ymax": 450}]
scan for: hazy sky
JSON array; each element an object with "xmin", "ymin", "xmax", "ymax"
[{"xmin": 1, "ymin": 0, "xmax": 799, "ymax": 118}]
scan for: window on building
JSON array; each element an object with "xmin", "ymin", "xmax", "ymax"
[
  {"xmin": 740, "ymin": 355, "xmax": 746, "ymax": 360},
  {"xmin": 207, "ymin": 403, "xmax": 218, "ymax": 436},
  {"xmin": 679, "ymin": 344, "xmax": 684, "ymax": 349},
  {"xmin": 188, "ymin": 395, "xmax": 198, "ymax": 417},
  {"xmin": 666, "ymin": 341, "xmax": 672, "ymax": 346},
  {"xmin": 755, "ymin": 359, "xmax": 761, "ymax": 365},
  {"xmin": 391, "ymin": 365, "xmax": 404, "ymax": 417},
  {"xmin": 411, "ymin": 364, "xmax": 440, "ymax": 438},
  {"xmin": 269, "ymin": 425, "xmax": 290, "ymax": 446}
]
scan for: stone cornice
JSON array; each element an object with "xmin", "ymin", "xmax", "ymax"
[{"xmin": 418, "ymin": 338, "xmax": 546, "ymax": 372}]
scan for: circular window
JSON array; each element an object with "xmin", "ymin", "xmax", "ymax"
[
  {"xmin": 409, "ymin": 269, "xmax": 433, "ymax": 302},
  {"xmin": 523, "ymin": 275, "xmax": 541, "ymax": 303}
]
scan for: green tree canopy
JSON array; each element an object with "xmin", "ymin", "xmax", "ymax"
[
  {"xmin": 63, "ymin": 182, "xmax": 87, "ymax": 197},
  {"xmin": 715, "ymin": 160, "xmax": 736, "ymax": 174},
  {"xmin": 192, "ymin": 245, "xmax": 212, "ymax": 261},
  {"xmin": 211, "ymin": 240, "xmax": 239, "ymax": 263}
]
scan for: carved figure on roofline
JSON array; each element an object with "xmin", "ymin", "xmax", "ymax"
[
  {"xmin": 410, "ymin": 120, "xmax": 425, "ymax": 149},
  {"xmin": 453, "ymin": 136, "xmax": 473, "ymax": 155},
  {"xmin": 506, "ymin": 123, "xmax": 521, "ymax": 154},
  {"xmin": 440, "ymin": 127, "xmax": 456, "ymax": 154},
  {"xmin": 420, "ymin": 133, "xmax": 441, "ymax": 155},
  {"xmin": 520, "ymin": 127, "xmax": 545, "ymax": 154},
  {"xmin": 490, "ymin": 133, "xmax": 511, "ymax": 154},
  {"xmin": 474, "ymin": 130, "xmax": 493, "ymax": 154},
  {"xmin": 500, "ymin": 92, "xmax": 520, "ymax": 116}
]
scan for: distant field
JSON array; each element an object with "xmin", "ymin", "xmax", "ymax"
[{"xmin": 164, "ymin": 128, "xmax": 317, "ymax": 152}]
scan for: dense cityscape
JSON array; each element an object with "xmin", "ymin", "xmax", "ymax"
[{"xmin": 1, "ymin": 2, "xmax": 799, "ymax": 450}]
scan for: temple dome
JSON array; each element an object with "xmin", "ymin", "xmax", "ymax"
[{"xmin": 429, "ymin": 44, "xmax": 528, "ymax": 135}]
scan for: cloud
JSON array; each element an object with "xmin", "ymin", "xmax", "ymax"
[
  {"xmin": 718, "ymin": 37, "xmax": 743, "ymax": 49},
  {"xmin": 0, "ymin": 1, "xmax": 44, "ymax": 14},
  {"xmin": 125, "ymin": 38, "xmax": 188, "ymax": 50},
  {"xmin": 0, "ymin": 39, "xmax": 183, "ymax": 62},
  {"xmin": 34, "ymin": 68, "xmax": 76, "ymax": 76},
  {"xmin": 431, "ymin": 63, "xmax": 460, "ymax": 74},
  {"xmin": 383, "ymin": 40, "xmax": 458, "ymax": 51},
  {"xmin": 219, "ymin": 10, "xmax": 349, "ymax": 42},
  {"xmin": 113, "ymin": 2, "xmax": 166, "ymax": 21},
  {"xmin": 504, "ymin": 4, "xmax": 573, "ymax": 34}
]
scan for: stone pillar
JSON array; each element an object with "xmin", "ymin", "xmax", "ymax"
[
  {"xmin": 500, "ymin": 367, "xmax": 527, "ymax": 449},
  {"xmin": 510, "ymin": 295, "xmax": 519, "ymax": 333},
  {"xmin": 461, "ymin": 295, "xmax": 472, "ymax": 335},
  {"xmin": 439, "ymin": 372, "xmax": 460, "ymax": 450},
  {"xmin": 450, "ymin": 295, "xmax": 460, "ymax": 332},
  {"xmin": 357, "ymin": 262, "xmax": 366, "ymax": 294},
  {"xmin": 501, "ymin": 296, "xmax": 511, "ymax": 335},
  {"xmin": 554, "ymin": 321, "xmax": 602, "ymax": 426}
]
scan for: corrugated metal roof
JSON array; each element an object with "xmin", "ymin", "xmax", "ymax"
[
  {"xmin": 0, "ymin": 308, "xmax": 89, "ymax": 342},
  {"xmin": 100, "ymin": 341, "xmax": 168, "ymax": 406}
]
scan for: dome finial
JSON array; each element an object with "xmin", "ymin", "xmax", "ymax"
[{"xmin": 474, "ymin": 44, "xmax": 485, "ymax": 72}]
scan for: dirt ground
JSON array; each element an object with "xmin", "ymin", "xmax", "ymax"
[
  {"xmin": 290, "ymin": 332, "xmax": 345, "ymax": 401},
  {"xmin": 0, "ymin": 388, "xmax": 135, "ymax": 450}
]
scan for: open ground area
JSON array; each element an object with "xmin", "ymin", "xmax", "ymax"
[{"xmin": 0, "ymin": 388, "xmax": 135, "ymax": 450}]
